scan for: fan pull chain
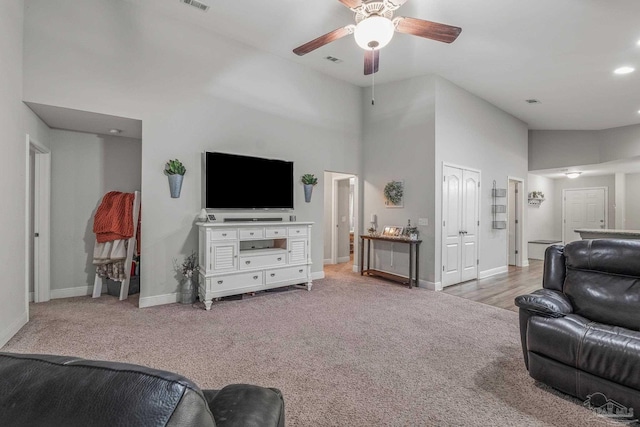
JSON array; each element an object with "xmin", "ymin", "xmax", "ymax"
[{"xmin": 371, "ymin": 48, "xmax": 375, "ymax": 106}]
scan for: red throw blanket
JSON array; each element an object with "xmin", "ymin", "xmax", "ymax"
[{"xmin": 93, "ymin": 192, "xmax": 135, "ymax": 243}]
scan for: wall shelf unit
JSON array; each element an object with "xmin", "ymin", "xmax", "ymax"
[{"xmin": 491, "ymin": 181, "xmax": 507, "ymax": 229}]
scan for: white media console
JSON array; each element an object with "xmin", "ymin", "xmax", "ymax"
[{"xmin": 196, "ymin": 221, "xmax": 313, "ymax": 310}]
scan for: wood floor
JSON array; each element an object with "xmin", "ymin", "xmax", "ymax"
[
  {"xmin": 325, "ymin": 257, "xmax": 544, "ymax": 313},
  {"xmin": 443, "ymin": 260, "xmax": 544, "ymax": 312}
]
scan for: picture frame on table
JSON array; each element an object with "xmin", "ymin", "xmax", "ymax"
[{"xmin": 382, "ymin": 226, "xmax": 404, "ymax": 237}]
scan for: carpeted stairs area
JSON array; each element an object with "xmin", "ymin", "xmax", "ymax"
[{"xmin": 3, "ymin": 266, "xmax": 613, "ymax": 426}]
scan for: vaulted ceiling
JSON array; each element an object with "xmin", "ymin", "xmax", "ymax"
[{"xmin": 112, "ymin": 1, "xmax": 640, "ymax": 130}]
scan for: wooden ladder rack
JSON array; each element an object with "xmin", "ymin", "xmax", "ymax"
[{"xmin": 92, "ymin": 190, "xmax": 141, "ymax": 300}]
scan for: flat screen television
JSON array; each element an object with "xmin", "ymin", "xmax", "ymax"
[{"xmin": 205, "ymin": 152, "xmax": 294, "ymax": 209}]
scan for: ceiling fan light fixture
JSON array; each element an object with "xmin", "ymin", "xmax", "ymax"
[
  {"xmin": 565, "ymin": 172, "xmax": 582, "ymax": 179},
  {"xmin": 354, "ymin": 16, "xmax": 395, "ymax": 50}
]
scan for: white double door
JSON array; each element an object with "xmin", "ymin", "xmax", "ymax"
[{"xmin": 442, "ymin": 166, "xmax": 480, "ymax": 287}]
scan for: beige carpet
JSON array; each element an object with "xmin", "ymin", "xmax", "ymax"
[{"xmin": 3, "ymin": 266, "xmax": 613, "ymax": 426}]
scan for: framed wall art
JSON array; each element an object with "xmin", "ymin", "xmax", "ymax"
[{"xmin": 384, "ymin": 180, "xmax": 404, "ymax": 208}]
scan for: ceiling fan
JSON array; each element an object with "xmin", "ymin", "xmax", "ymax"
[{"xmin": 293, "ymin": 0, "xmax": 462, "ymax": 76}]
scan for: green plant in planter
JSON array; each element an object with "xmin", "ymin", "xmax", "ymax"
[
  {"xmin": 165, "ymin": 159, "xmax": 186, "ymax": 176},
  {"xmin": 301, "ymin": 174, "xmax": 318, "ymax": 185}
]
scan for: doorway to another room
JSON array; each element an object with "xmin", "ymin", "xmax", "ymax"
[
  {"xmin": 323, "ymin": 172, "xmax": 358, "ymax": 273},
  {"xmin": 508, "ymin": 177, "xmax": 526, "ymax": 267}
]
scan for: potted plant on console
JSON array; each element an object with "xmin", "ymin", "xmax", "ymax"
[
  {"xmin": 165, "ymin": 159, "xmax": 186, "ymax": 198},
  {"xmin": 301, "ymin": 173, "xmax": 318, "ymax": 203}
]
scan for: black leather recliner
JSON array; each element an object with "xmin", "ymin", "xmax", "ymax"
[
  {"xmin": 515, "ymin": 239, "xmax": 640, "ymax": 413},
  {"xmin": 0, "ymin": 352, "xmax": 285, "ymax": 427}
]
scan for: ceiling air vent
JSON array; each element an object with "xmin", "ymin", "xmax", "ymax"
[
  {"xmin": 325, "ymin": 56, "xmax": 343, "ymax": 64},
  {"xmin": 180, "ymin": 0, "xmax": 209, "ymax": 12},
  {"xmin": 525, "ymin": 99, "xmax": 541, "ymax": 104}
]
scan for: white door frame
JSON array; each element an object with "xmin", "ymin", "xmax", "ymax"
[
  {"xmin": 562, "ymin": 186, "xmax": 608, "ymax": 244},
  {"xmin": 330, "ymin": 174, "xmax": 358, "ymax": 266},
  {"xmin": 507, "ymin": 176, "xmax": 526, "ymax": 267},
  {"xmin": 25, "ymin": 134, "xmax": 51, "ymax": 303},
  {"xmin": 441, "ymin": 162, "xmax": 482, "ymax": 287}
]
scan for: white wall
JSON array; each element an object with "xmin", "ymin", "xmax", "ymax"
[
  {"xmin": 362, "ymin": 75, "xmax": 437, "ymax": 283},
  {"xmin": 626, "ymin": 173, "xmax": 640, "ymax": 230},
  {"xmin": 50, "ymin": 129, "xmax": 141, "ymax": 293},
  {"xmin": 526, "ymin": 174, "xmax": 558, "ymax": 241},
  {"xmin": 435, "ymin": 77, "xmax": 529, "ymax": 282},
  {"xmin": 0, "ymin": 0, "xmax": 27, "ymax": 347},
  {"xmin": 554, "ymin": 174, "xmax": 616, "ymax": 237},
  {"xmin": 24, "ymin": 0, "xmax": 362, "ymax": 304}
]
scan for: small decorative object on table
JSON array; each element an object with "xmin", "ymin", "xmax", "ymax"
[
  {"xmin": 367, "ymin": 226, "xmax": 377, "ymax": 236},
  {"xmin": 301, "ymin": 173, "xmax": 318, "ymax": 203},
  {"xmin": 165, "ymin": 159, "xmax": 186, "ymax": 198},
  {"xmin": 175, "ymin": 251, "xmax": 198, "ymax": 304},
  {"xmin": 382, "ymin": 226, "xmax": 404, "ymax": 237},
  {"xmin": 384, "ymin": 180, "xmax": 404, "ymax": 208},
  {"xmin": 404, "ymin": 220, "xmax": 419, "ymax": 240}
]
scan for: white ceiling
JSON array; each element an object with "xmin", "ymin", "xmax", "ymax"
[
  {"xmin": 132, "ymin": 0, "xmax": 640, "ymax": 131},
  {"xmin": 25, "ymin": 102, "xmax": 142, "ymax": 139}
]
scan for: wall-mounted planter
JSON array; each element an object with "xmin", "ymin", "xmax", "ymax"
[
  {"xmin": 303, "ymin": 184, "xmax": 314, "ymax": 203},
  {"xmin": 168, "ymin": 174, "xmax": 184, "ymax": 198}
]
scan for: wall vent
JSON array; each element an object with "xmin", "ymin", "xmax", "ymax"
[
  {"xmin": 180, "ymin": 0, "xmax": 210, "ymax": 12},
  {"xmin": 325, "ymin": 56, "xmax": 343, "ymax": 64}
]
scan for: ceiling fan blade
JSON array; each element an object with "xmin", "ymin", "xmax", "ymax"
[
  {"xmin": 394, "ymin": 17, "xmax": 462, "ymax": 44},
  {"xmin": 337, "ymin": 0, "xmax": 362, "ymax": 9},
  {"xmin": 386, "ymin": 0, "xmax": 410, "ymax": 9},
  {"xmin": 293, "ymin": 25, "xmax": 355, "ymax": 56},
  {"xmin": 364, "ymin": 49, "xmax": 379, "ymax": 75}
]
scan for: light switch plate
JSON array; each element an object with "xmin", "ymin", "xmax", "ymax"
[{"xmin": 418, "ymin": 218, "xmax": 428, "ymax": 226}]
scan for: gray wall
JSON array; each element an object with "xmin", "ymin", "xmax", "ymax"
[
  {"xmin": 530, "ymin": 123, "xmax": 640, "ymax": 171},
  {"xmin": 435, "ymin": 77, "xmax": 529, "ymax": 281},
  {"xmin": 50, "ymin": 130, "xmax": 141, "ymax": 292},
  {"xmin": 0, "ymin": 0, "xmax": 26, "ymax": 347},
  {"xmin": 626, "ymin": 173, "xmax": 640, "ymax": 230},
  {"xmin": 24, "ymin": 0, "xmax": 362, "ymax": 304},
  {"xmin": 527, "ymin": 174, "xmax": 558, "ymax": 241},
  {"xmin": 362, "ymin": 75, "xmax": 437, "ymax": 283}
]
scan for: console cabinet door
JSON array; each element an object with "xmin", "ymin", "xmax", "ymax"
[
  {"xmin": 209, "ymin": 242, "xmax": 238, "ymax": 272},
  {"xmin": 288, "ymin": 239, "xmax": 307, "ymax": 264}
]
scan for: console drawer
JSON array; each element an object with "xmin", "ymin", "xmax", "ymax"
[
  {"xmin": 207, "ymin": 272, "xmax": 263, "ymax": 292},
  {"xmin": 240, "ymin": 228, "xmax": 264, "ymax": 239},
  {"xmin": 209, "ymin": 229, "xmax": 238, "ymax": 241},
  {"xmin": 288, "ymin": 226, "xmax": 307, "ymax": 237},
  {"xmin": 240, "ymin": 252, "xmax": 286, "ymax": 270},
  {"xmin": 266, "ymin": 265, "xmax": 307, "ymax": 285},
  {"xmin": 265, "ymin": 228, "xmax": 286, "ymax": 238}
]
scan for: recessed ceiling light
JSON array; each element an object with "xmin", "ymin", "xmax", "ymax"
[
  {"xmin": 614, "ymin": 66, "xmax": 635, "ymax": 75},
  {"xmin": 109, "ymin": 129, "xmax": 122, "ymax": 134},
  {"xmin": 565, "ymin": 172, "xmax": 582, "ymax": 179}
]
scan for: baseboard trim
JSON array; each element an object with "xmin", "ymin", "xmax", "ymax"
[
  {"xmin": 420, "ymin": 280, "xmax": 442, "ymax": 291},
  {"xmin": 479, "ymin": 266, "xmax": 508, "ymax": 279},
  {"xmin": 337, "ymin": 256, "xmax": 351, "ymax": 263},
  {"xmin": 139, "ymin": 292, "xmax": 180, "ymax": 308},
  {"xmin": 521, "ymin": 260, "xmax": 530, "ymax": 267},
  {"xmin": 311, "ymin": 271, "xmax": 325, "ymax": 281},
  {"xmin": 352, "ymin": 264, "xmax": 359, "ymax": 273},
  {"xmin": 323, "ymin": 258, "xmax": 332, "ymax": 265},
  {"xmin": 0, "ymin": 310, "xmax": 28, "ymax": 348},
  {"xmin": 29, "ymin": 292, "xmax": 34, "ymax": 302},
  {"xmin": 51, "ymin": 286, "xmax": 93, "ymax": 299}
]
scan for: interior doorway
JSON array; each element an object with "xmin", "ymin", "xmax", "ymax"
[
  {"xmin": 323, "ymin": 171, "xmax": 358, "ymax": 271},
  {"xmin": 563, "ymin": 187, "xmax": 607, "ymax": 244},
  {"xmin": 507, "ymin": 177, "xmax": 525, "ymax": 267},
  {"xmin": 25, "ymin": 134, "xmax": 51, "ymax": 303}
]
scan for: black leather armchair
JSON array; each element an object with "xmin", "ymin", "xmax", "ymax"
[
  {"xmin": 0, "ymin": 352, "xmax": 285, "ymax": 427},
  {"xmin": 515, "ymin": 239, "xmax": 640, "ymax": 413}
]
